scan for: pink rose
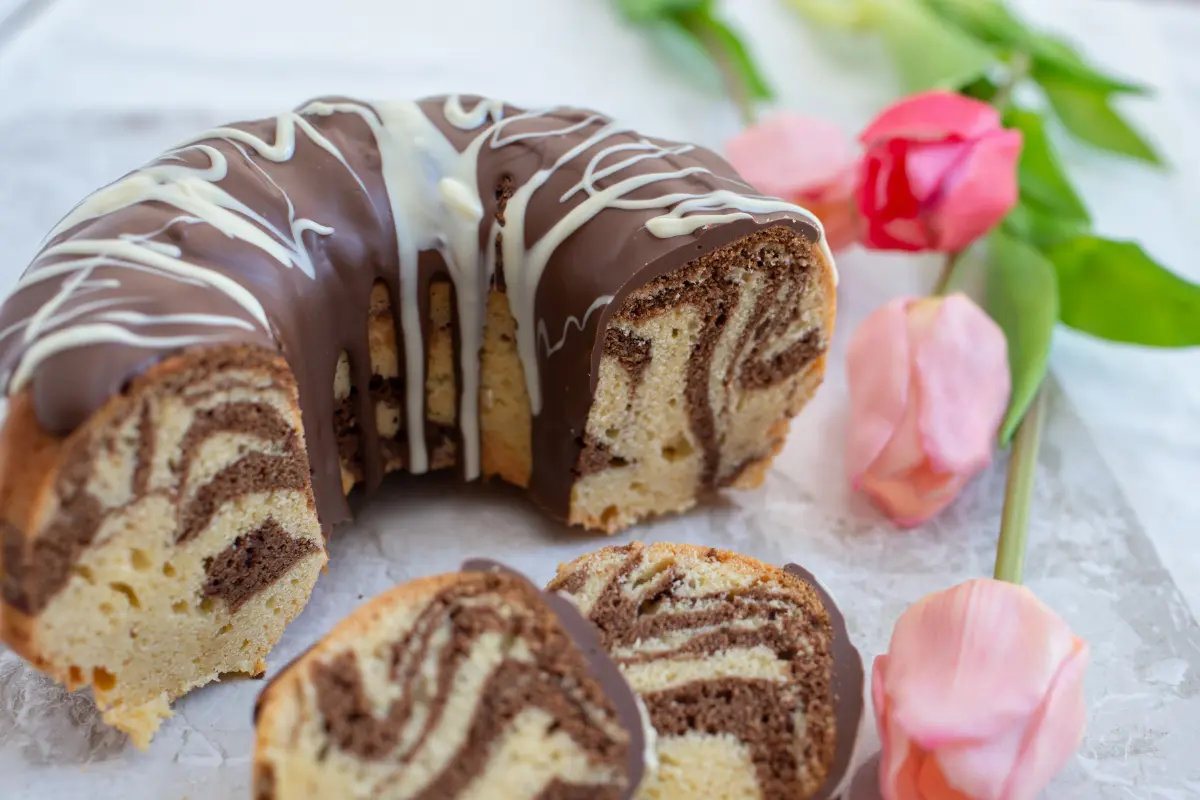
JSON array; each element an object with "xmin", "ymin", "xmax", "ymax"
[
  {"xmin": 846, "ymin": 294, "xmax": 1009, "ymax": 527},
  {"xmin": 873, "ymin": 579, "xmax": 1090, "ymax": 800},
  {"xmin": 726, "ymin": 112, "xmax": 860, "ymax": 251},
  {"xmin": 857, "ymin": 91, "xmax": 1022, "ymax": 252}
]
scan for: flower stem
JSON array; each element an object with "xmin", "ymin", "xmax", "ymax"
[
  {"xmin": 992, "ymin": 52, "xmax": 1032, "ymax": 114},
  {"xmin": 934, "ymin": 251, "xmax": 965, "ymax": 295},
  {"xmin": 994, "ymin": 387, "xmax": 1046, "ymax": 584},
  {"xmin": 989, "ymin": 48, "xmax": 1038, "ymax": 585},
  {"xmin": 678, "ymin": 11, "xmax": 757, "ymax": 126}
]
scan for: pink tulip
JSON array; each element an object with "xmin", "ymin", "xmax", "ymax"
[
  {"xmin": 873, "ymin": 579, "xmax": 1090, "ymax": 800},
  {"xmin": 726, "ymin": 112, "xmax": 861, "ymax": 251},
  {"xmin": 857, "ymin": 91, "xmax": 1022, "ymax": 252},
  {"xmin": 846, "ymin": 294, "xmax": 1009, "ymax": 527}
]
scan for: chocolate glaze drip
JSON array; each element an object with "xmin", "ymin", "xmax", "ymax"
[
  {"xmin": 784, "ymin": 563, "xmax": 865, "ymax": 800},
  {"xmin": 0, "ymin": 95, "xmax": 825, "ymax": 528}
]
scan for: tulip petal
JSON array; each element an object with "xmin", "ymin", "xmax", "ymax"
[
  {"xmin": 725, "ymin": 113, "xmax": 857, "ymax": 200},
  {"xmin": 884, "ymin": 580, "xmax": 1078, "ymax": 745},
  {"xmin": 933, "ymin": 641, "xmax": 1087, "ymax": 800},
  {"xmin": 1001, "ymin": 641, "xmax": 1090, "ymax": 800},
  {"xmin": 917, "ymin": 756, "xmax": 974, "ymax": 800},
  {"xmin": 928, "ymin": 129, "xmax": 1023, "ymax": 251},
  {"xmin": 874, "ymin": 656, "xmax": 917, "ymax": 800},
  {"xmin": 806, "ymin": 195, "xmax": 860, "ymax": 252},
  {"xmin": 904, "ymin": 141, "xmax": 970, "ymax": 204},
  {"xmin": 858, "ymin": 466, "xmax": 970, "ymax": 528},
  {"xmin": 912, "ymin": 294, "xmax": 1010, "ymax": 475},
  {"xmin": 860, "ymin": 91, "xmax": 1003, "ymax": 147},
  {"xmin": 932, "ymin": 721, "xmax": 1028, "ymax": 800},
  {"xmin": 878, "ymin": 656, "xmax": 975, "ymax": 800},
  {"xmin": 858, "ymin": 145, "xmax": 933, "ymax": 251},
  {"xmin": 846, "ymin": 298, "xmax": 913, "ymax": 482}
]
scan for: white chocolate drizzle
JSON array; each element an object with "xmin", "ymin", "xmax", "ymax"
[{"xmin": 2, "ymin": 95, "xmax": 830, "ymax": 484}]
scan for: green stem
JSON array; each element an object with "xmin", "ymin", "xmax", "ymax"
[
  {"xmin": 934, "ymin": 251, "xmax": 964, "ymax": 294},
  {"xmin": 992, "ymin": 52, "xmax": 1032, "ymax": 114},
  {"xmin": 994, "ymin": 387, "xmax": 1046, "ymax": 583},
  {"xmin": 989, "ymin": 48, "xmax": 1039, "ymax": 585},
  {"xmin": 679, "ymin": 12, "xmax": 757, "ymax": 125}
]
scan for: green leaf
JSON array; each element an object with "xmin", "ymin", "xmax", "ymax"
[
  {"xmin": 987, "ymin": 229, "xmax": 1060, "ymax": 444},
  {"xmin": 921, "ymin": 0, "xmax": 1027, "ymax": 46},
  {"xmin": 1002, "ymin": 201, "xmax": 1089, "ymax": 250},
  {"xmin": 921, "ymin": 0, "xmax": 1149, "ymax": 95},
  {"xmin": 1028, "ymin": 36, "xmax": 1149, "ymax": 96},
  {"xmin": 682, "ymin": 11, "xmax": 774, "ymax": 100},
  {"xmin": 864, "ymin": 0, "xmax": 997, "ymax": 92},
  {"xmin": 1047, "ymin": 236, "xmax": 1200, "ymax": 347},
  {"xmin": 1039, "ymin": 72, "xmax": 1163, "ymax": 164},
  {"xmin": 1003, "ymin": 108, "xmax": 1089, "ymax": 221},
  {"xmin": 617, "ymin": 0, "xmax": 710, "ymax": 23}
]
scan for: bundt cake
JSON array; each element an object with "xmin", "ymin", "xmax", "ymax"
[
  {"xmin": 0, "ymin": 95, "xmax": 836, "ymax": 745},
  {"xmin": 253, "ymin": 561, "xmax": 648, "ymax": 800},
  {"xmin": 548, "ymin": 543, "xmax": 863, "ymax": 800}
]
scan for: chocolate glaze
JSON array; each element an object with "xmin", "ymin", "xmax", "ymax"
[
  {"xmin": 0, "ymin": 95, "xmax": 825, "ymax": 531},
  {"xmin": 785, "ymin": 563, "xmax": 865, "ymax": 800},
  {"xmin": 461, "ymin": 559, "xmax": 646, "ymax": 799}
]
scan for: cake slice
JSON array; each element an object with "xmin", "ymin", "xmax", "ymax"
[
  {"xmin": 0, "ymin": 348, "xmax": 327, "ymax": 748},
  {"xmin": 548, "ymin": 543, "xmax": 863, "ymax": 800},
  {"xmin": 253, "ymin": 561, "xmax": 647, "ymax": 800}
]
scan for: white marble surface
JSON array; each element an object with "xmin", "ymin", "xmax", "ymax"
[{"xmin": 0, "ymin": 1, "xmax": 1197, "ymax": 797}]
